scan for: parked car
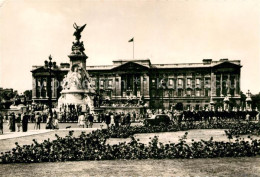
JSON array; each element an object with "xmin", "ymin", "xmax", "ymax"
[{"xmin": 143, "ymin": 114, "xmax": 171, "ymax": 126}]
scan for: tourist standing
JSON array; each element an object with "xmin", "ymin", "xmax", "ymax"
[
  {"xmin": 105, "ymin": 112, "xmax": 111, "ymax": 128},
  {"xmin": 0, "ymin": 113, "xmax": 3, "ymax": 134},
  {"xmin": 46, "ymin": 114, "xmax": 53, "ymax": 129},
  {"xmin": 53, "ymin": 115, "xmax": 59, "ymax": 129},
  {"xmin": 78, "ymin": 112, "xmax": 85, "ymax": 128},
  {"xmin": 22, "ymin": 112, "xmax": 29, "ymax": 132},
  {"xmin": 30, "ymin": 112, "xmax": 35, "ymax": 123},
  {"xmin": 133, "ymin": 111, "xmax": 136, "ymax": 122},
  {"xmin": 125, "ymin": 113, "xmax": 131, "ymax": 127},
  {"xmin": 84, "ymin": 113, "xmax": 89, "ymax": 128},
  {"xmin": 8, "ymin": 113, "xmax": 12, "ymax": 132},
  {"xmin": 114, "ymin": 113, "xmax": 120, "ymax": 128},
  {"xmin": 9, "ymin": 112, "xmax": 15, "ymax": 132},
  {"xmin": 16, "ymin": 113, "xmax": 22, "ymax": 132},
  {"xmin": 35, "ymin": 112, "xmax": 42, "ymax": 130},
  {"xmin": 34, "ymin": 112, "xmax": 39, "ymax": 129},
  {"xmin": 110, "ymin": 113, "xmax": 115, "ymax": 126},
  {"xmin": 88, "ymin": 113, "xmax": 94, "ymax": 128}
]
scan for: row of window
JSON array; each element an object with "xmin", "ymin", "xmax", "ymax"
[
  {"xmin": 151, "ymin": 89, "xmax": 211, "ymax": 97},
  {"xmin": 152, "ymin": 78, "xmax": 211, "ymax": 88}
]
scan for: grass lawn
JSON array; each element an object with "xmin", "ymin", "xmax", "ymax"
[{"xmin": 0, "ymin": 157, "xmax": 259, "ymax": 176}]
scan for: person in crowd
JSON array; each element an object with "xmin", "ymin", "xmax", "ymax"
[
  {"xmin": 53, "ymin": 114, "xmax": 59, "ymax": 129},
  {"xmin": 16, "ymin": 113, "xmax": 22, "ymax": 132},
  {"xmin": 30, "ymin": 112, "xmax": 35, "ymax": 123},
  {"xmin": 97, "ymin": 113, "xmax": 101, "ymax": 123},
  {"xmin": 88, "ymin": 113, "xmax": 94, "ymax": 128},
  {"xmin": 114, "ymin": 113, "xmax": 120, "ymax": 128},
  {"xmin": 84, "ymin": 113, "xmax": 89, "ymax": 128},
  {"xmin": 132, "ymin": 111, "xmax": 136, "ymax": 122},
  {"xmin": 53, "ymin": 110, "xmax": 58, "ymax": 120},
  {"xmin": 59, "ymin": 112, "xmax": 63, "ymax": 122},
  {"xmin": 4, "ymin": 113, "xmax": 8, "ymax": 122},
  {"xmin": 105, "ymin": 112, "xmax": 111, "ymax": 128},
  {"xmin": 42, "ymin": 112, "xmax": 47, "ymax": 123},
  {"xmin": 22, "ymin": 112, "xmax": 29, "ymax": 132},
  {"xmin": 125, "ymin": 113, "xmax": 131, "ymax": 127},
  {"xmin": 8, "ymin": 112, "xmax": 15, "ymax": 132},
  {"xmin": 78, "ymin": 112, "xmax": 85, "ymax": 128},
  {"xmin": 110, "ymin": 112, "xmax": 115, "ymax": 126},
  {"xmin": 0, "ymin": 113, "xmax": 4, "ymax": 135},
  {"xmin": 34, "ymin": 112, "xmax": 41, "ymax": 130},
  {"xmin": 46, "ymin": 114, "xmax": 53, "ymax": 129}
]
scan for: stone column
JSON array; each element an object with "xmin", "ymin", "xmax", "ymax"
[
  {"xmin": 227, "ymin": 74, "xmax": 230, "ymax": 96},
  {"xmin": 201, "ymin": 75, "xmax": 205, "ymax": 96},
  {"xmin": 32, "ymin": 77, "xmax": 37, "ymax": 98},
  {"xmin": 143, "ymin": 74, "xmax": 149, "ymax": 98},
  {"xmin": 39, "ymin": 78, "xmax": 42, "ymax": 98},
  {"xmin": 211, "ymin": 72, "xmax": 216, "ymax": 96},
  {"xmin": 115, "ymin": 74, "xmax": 121, "ymax": 98},
  {"xmin": 220, "ymin": 74, "xmax": 223, "ymax": 96},
  {"xmin": 234, "ymin": 75, "xmax": 237, "ymax": 96},
  {"xmin": 140, "ymin": 75, "xmax": 144, "ymax": 96}
]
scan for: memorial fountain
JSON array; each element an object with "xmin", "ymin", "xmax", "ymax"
[{"xmin": 58, "ymin": 23, "xmax": 95, "ymax": 113}]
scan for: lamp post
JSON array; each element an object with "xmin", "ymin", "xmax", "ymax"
[{"xmin": 44, "ymin": 55, "xmax": 56, "ymax": 117}]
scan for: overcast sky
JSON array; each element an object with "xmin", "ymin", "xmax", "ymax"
[{"xmin": 0, "ymin": 0, "xmax": 260, "ymax": 94}]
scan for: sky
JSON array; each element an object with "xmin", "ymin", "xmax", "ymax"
[{"xmin": 0, "ymin": 0, "xmax": 260, "ymax": 94}]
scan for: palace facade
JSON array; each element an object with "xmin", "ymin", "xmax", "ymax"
[{"xmin": 31, "ymin": 58, "xmax": 242, "ymax": 110}]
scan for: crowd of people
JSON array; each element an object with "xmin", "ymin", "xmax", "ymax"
[
  {"xmin": 171, "ymin": 107, "xmax": 259, "ymax": 123},
  {"xmin": 0, "ymin": 103, "xmax": 259, "ymax": 135},
  {"xmin": 0, "ymin": 111, "xmax": 60, "ymax": 134}
]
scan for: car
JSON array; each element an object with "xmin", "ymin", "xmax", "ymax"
[{"xmin": 143, "ymin": 114, "xmax": 171, "ymax": 126}]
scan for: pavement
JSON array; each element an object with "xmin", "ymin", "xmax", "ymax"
[
  {"xmin": 0, "ymin": 128, "xmax": 99, "ymax": 140},
  {"xmin": 0, "ymin": 122, "xmax": 142, "ymax": 140}
]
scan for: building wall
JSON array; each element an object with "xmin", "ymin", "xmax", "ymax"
[{"xmin": 31, "ymin": 59, "xmax": 242, "ymax": 110}]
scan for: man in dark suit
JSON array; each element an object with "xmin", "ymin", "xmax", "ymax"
[
  {"xmin": 22, "ymin": 112, "xmax": 29, "ymax": 132},
  {"xmin": 105, "ymin": 112, "xmax": 111, "ymax": 128},
  {"xmin": 88, "ymin": 113, "xmax": 94, "ymax": 128}
]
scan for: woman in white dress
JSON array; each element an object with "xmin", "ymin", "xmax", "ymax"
[{"xmin": 78, "ymin": 113, "xmax": 85, "ymax": 128}]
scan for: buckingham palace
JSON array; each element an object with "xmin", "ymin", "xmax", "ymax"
[{"xmin": 31, "ymin": 58, "xmax": 242, "ymax": 111}]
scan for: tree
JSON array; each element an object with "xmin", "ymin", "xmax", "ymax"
[
  {"xmin": 23, "ymin": 90, "xmax": 32, "ymax": 101},
  {"xmin": 252, "ymin": 92, "xmax": 260, "ymax": 110}
]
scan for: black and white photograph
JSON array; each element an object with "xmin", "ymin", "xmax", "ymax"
[{"xmin": 0, "ymin": 0, "xmax": 260, "ymax": 176}]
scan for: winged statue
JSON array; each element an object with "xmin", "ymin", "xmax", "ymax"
[{"xmin": 73, "ymin": 23, "xmax": 87, "ymax": 41}]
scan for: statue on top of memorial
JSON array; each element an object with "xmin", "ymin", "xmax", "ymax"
[
  {"xmin": 73, "ymin": 23, "xmax": 86, "ymax": 42},
  {"xmin": 71, "ymin": 23, "xmax": 87, "ymax": 55}
]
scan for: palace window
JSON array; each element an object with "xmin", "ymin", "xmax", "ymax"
[
  {"xmin": 152, "ymin": 79, "xmax": 156, "ymax": 88},
  {"xmin": 205, "ymin": 89, "xmax": 210, "ymax": 97},
  {"xmin": 169, "ymin": 79, "xmax": 173, "ymax": 85},
  {"xmin": 108, "ymin": 80, "xmax": 113, "ymax": 87},
  {"xmin": 178, "ymin": 79, "xmax": 183, "ymax": 88},
  {"xmin": 187, "ymin": 78, "xmax": 191, "ymax": 87},
  {"xmin": 100, "ymin": 80, "xmax": 104, "ymax": 87},
  {"xmin": 177, "ymin": 89, "xmax": 183, "ymax": 97},
  {"xmin": 196, "ymin": 78, "xmax": 200, "ymax": 85},
  {"xmin": 205, "ymin": 78, "xmax": 211, "ymax": 88},
  {"xmin": 196, "ymin": 90, "xmax": 200, "ymax": 97},
  {"xmin": 186, "ymin": 90, "xmax": 191, "ymax": 96}
]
